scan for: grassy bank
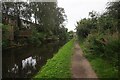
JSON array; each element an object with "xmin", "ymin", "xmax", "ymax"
[
  {"xmin": 79, "ymin": 41, "xmax": 118, "ymax": 78},
  {"xmin": 34, "ymin": 39, "xmax": 74, "ymax": 78}
]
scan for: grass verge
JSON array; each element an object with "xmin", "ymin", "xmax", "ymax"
[
  {"xmin": 34, "ymin": 39, "xmax": 74, "ymax": 78},
  {"xmin": 79, "ymin": 41, "xmax": 118, "ymax": 78}
]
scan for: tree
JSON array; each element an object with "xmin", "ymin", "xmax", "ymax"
[{"xmin": 2, "ymin": 1, "xmax": 68, "ymax": 47}]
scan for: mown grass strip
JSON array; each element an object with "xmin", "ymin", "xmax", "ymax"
[{"xmin": 34, "ymin": 39, "xmax": 74, "ymax": 78}]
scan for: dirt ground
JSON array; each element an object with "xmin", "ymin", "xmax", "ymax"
[{"xmin": 71, "ymin": 41, "xmax": 98, "ymax": 78}]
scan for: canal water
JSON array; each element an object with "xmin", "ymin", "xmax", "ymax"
[{"xmin": 2, "ymin": 41, "xmax": 65, "ymax": 78}]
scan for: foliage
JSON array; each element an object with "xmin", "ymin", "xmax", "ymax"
[
  {"xmin": 68, "ymin": 30, "xmax": 74, "ymax": 39},
  {"xmin": 2, "ymin": 2, "xmax": 68, "ymax": 47},
  {"xmin": 76, "ymin": 17, "xmax": 97, "ymax": 39},
  {"xmin": 34, "ymin": 39, "xmax": 74, "ymax": 78},
  {"xmin": 76, "ymin": 1, "xmax": 120, "ymax": 78},
  {"xmin": 104, "ymin": 35, "xmax": 119, "ymax": 66},
  {"xmin": 28, "ymin": 28, "xmax": 46, "ymax": 46},
  {"xmin": 84, "ymin": 32, "xmax": 119, "ymax": 65},
  {"xmin": 2, "ymin": 24, "xmax": 10, "ymax": 48},
  {"xmin": 58, "ymin": 26, "xmax": 69, "ymax": 41},
  {"xmin": 80, "ymin": 40, "xmax": 118, "ymax": 78},
  {"xmin": 84, "ymin": 32, "xmax": 105, "ymax": 55}
]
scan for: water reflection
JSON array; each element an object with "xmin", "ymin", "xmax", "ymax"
[
  {"xmin": 22, "ymin": 56, "xmax": 37, "ymax": 76},
  {"xmin": 22, "ymin": 56, "xmax": 37, "ymax": 70},
  {"xmin": 2, "ymin": 41, "xmax": 65, "ymax": 78},
  {"xmin": 8, "ymin": 64, "xmax": 19, "ymax": 74}
]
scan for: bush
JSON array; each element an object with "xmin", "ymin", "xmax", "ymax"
[
  {"xmin": 104, "ymin": 35, "xmax": 119, "ymax": 67},
  {"xmin": 84, "ymin": 32, "xmax": 119, "ymax": 67},
  {"xmin": 2, "ymin": 24, "xmax": 10, "ymax": 48},
  {"xmin": 28, "ymin": 29, "xmax": 46, "ymax": 46},
  {"xmin": 2, "ymin": 39, "xmax": 10, "ymax": 48},
  {"xmin": 84, "ymin": 32, "xmax": 105, "ymax": 55}
]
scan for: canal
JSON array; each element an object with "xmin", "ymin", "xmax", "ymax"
[{"xmin": 2, "ymin": 41, "xmax": 65, "ymax": 78}]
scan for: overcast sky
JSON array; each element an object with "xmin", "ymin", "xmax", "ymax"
[{"xmin": 57, "ymin": 0, "xmax": 111, "ymax": 31}]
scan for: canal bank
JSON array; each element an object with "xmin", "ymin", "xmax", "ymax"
[
  {"xmin": 2, "ymin": 40, "xmax": 66, "ymax": 78},
  {"xmin": 34, "ymin": 39, "xmax": 74, "ymax": 78}
]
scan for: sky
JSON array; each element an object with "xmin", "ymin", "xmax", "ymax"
[{"xmin": 57, "ymin": 0, "xmax": 111, "ymax": 31}]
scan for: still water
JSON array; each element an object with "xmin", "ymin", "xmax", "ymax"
[{"xmin": 2, "ymin": 41, "xmax": 65, "ymax": 78}]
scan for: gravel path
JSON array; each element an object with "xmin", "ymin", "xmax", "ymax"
[{"xmin": 71, "ymin": 41, "xmax": 98, "ymax": 78}]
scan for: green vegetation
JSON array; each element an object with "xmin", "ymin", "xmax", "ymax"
[
  {"xmin": 2, "ymin": 2, "xmax": 69, "ymax": 48},
  {"xmin": 1, "ymin": 24, "xmax": 10, "ymax": 48},
  {"xmin": 90, "ymin": 58, "xmax": 118, "ymax": 78},
  {"xmin": 76, "ymin": 1, "xmax": 119, "ymax": 78},
  {"xmin": 34, "ymin": 39, "xmax": 74, "ymax": 78},
  {"xmin": 68, "ymin": 30, "xmax": 74, "ymax": 40},
  {"xmin": 28, "ymin": 28, "xmax": 45, "ymax": 46},
  {"xmin": 80, "ymin": 42, "xmax": 118, "ymax": 78}
]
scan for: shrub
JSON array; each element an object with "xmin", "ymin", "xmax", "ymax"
[
  {"xmin": 104, "ymin": 35, "xmax": 119, "ymax": 67},
  {"xmin": 84, "ymin": 32, "xmax": 105, "ymax": 56},
  {"xmin": 84, "ymin": 32, "xmax": 119, "ymax": 67},
  {"xmin": 28, "ymin": 29, "xmax": 46, "ymax": 46},
  {"xmin": 2, "ymin": 24, "xmax": 10, "ymax": 48}
]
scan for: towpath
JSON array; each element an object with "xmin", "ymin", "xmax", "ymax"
[{"xmin": 71, "ymin": 41, "xmax": 98, "ymax": 78}]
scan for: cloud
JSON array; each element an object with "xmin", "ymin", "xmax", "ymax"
[{"xmin": 58, "ymin": 0, "xmax": 109, "ymax": 31}]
